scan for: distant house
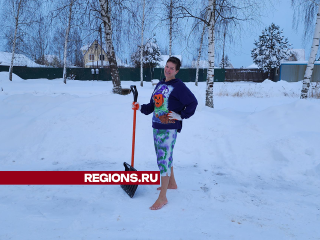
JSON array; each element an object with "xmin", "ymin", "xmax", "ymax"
[
  {"xmin": 191, "ymin": 60, "xmax": 209, "ymax": 68},
  {"xmin": 81, "ymin": 40, "xmax": 108, "ymax": 68},
  {"xmin": 286, "ymin": 49, "xmax": 305, "ymax": 62},
  {"xmin": 0, "ymin": 52, "xmax": 43, "ymax": 67},
  {"xmin": 246, "ymin": 63, "xmax": 259, "ymax": 69}
]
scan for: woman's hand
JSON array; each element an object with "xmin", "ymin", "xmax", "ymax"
[
  {"xmin": 132, "ymin": 102, "xmax": 140, "ymax": 111},
  {"xmin": 168, "ymin": 111, "xmax": 182, "ymax": 120}
]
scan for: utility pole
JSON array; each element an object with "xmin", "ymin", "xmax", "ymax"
[{"xmin": 99, "ymin": 26, "xmax": 103, "ymax": 68}]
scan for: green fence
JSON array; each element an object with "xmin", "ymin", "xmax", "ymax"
[{"xmin": 0, "ymin": 66, "xmax": 225, "ymax": 82}]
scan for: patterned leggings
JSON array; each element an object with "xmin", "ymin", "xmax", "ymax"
[{"xmin": 153, "ymin": 129, "xmax": 177, "ymax": 177}]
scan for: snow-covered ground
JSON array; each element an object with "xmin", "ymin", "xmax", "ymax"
[{"xmin": 0, "ymin": 72, "xmax": 319, "ymax": 240}]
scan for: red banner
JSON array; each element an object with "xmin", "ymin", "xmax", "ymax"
[{"xmin": 0, "ymin": 171, "xmax": 160, "ymax": 185}]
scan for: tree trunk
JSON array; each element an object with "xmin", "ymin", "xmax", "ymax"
[
  {"xmin": 140, "ymin": 0, "xmax": 145, "ymax": 87},
  {"xmin": 9, "ymin": 0, "xmax": 23, "ymax": 81},
  {"xmin": 195, "ymin": 20, "xmax": 206, "ymax": 86},
  {"xmin": 222, "ymin": 27, "xmax": 226, "ymax": 69},
  {"xmin": 168, "ymin": 0, "xmax": 173, "ymax": 57},
  {"xmin": 205, "ymin": 0, "xmax": 215, "ymax": 108},
  {"xmin": 99, "ymin": 0, "xmax": 121, "ymax": 94},
  {"xmin": 300, "ymin": 4, "xmax": 320, "ymax": 99},
  {"xmin": 63, "ymin": 0, "xmax": 73, "ymax": 84}
]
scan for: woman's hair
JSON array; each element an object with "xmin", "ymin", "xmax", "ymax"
[{"xmin": 167, "ymin": 56, "xmax": 181, "ymax": 71}]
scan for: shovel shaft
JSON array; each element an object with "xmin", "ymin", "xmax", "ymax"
[{"xmin": 131, "ymin": 106, "xmax": 137, "ymax": 167}]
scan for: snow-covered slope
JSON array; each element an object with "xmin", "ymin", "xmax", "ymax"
[{"xmin": 0, "ymin": 75, "xmax": 319, "ymax": 239}]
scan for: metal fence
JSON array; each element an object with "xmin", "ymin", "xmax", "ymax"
[
  {"xmin": 279, "ymin": 63, "xmax": 320, "ymax": 82},
  {"xmin": 0, "ymin": 66, "xmax": 226, "ymax": 83},
  {"xmin": 225, "ymin": 68, "xmax": 274, "ymax": 82}
]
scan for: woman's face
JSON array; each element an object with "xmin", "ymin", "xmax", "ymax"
[{"xmin": 164, "ymin": 61, "xmax": 178, "ymax": 81}]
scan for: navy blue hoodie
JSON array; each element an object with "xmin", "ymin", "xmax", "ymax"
[{"xmin": 140, "ymin": 78, "xmax": 198, "ymax": 132}]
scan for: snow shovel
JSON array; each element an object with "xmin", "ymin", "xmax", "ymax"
[{"xmin": 121, "ymin": 85, "xmax": 138, "ymax": 198}]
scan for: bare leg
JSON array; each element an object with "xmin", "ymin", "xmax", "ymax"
[
  {"xmin": 157, "ymin": 166, "xmax": 177, "ymax": 190},
  {"xmin": 150, "ymin": 176, "xmax": 169, "ymax": 210}
]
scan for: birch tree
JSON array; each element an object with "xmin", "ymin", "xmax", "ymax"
[
  {"xmin": 206, "ymin": 0, "xmax": 216, "ymax": 108},
  {"xmin": 140, "ymin": 0, "xmax": 146, "ymax": 87},
  {"xmin": 168, "ymin": 0, "xmax": 173, "ymax": 56},
  {"xmin": 62, "ymin": 0, "xmax": 74, "ymax": 84},
  {"xmin": 98, "ymin": 0, "xmax": 121, "ymax": 94},
  {"xmin": 2, "ymin": 0, "xmax": 39, "ymax": 81},
  {"xmin": 292, "ymin": 0, "xmax": 320, "ymax": 99},
  {"xmin": 195, "ymin": 20, "xmax": 207, "ymax": 86},
  {"xmin": 51, "ymin": 0, "xmax": 84, "ymax": 84},
  {"xmin": 157, "ymin": 0, "xmax": 181, "ymax": 57},
  {"xmin": 178, "ymin": 0, "xmax": 263, "ymax": 108}
]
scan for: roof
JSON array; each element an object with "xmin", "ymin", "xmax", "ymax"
[
  {"xmin": 0, "ymin": 52, "xmax": 44, "ymax": 67},
  {"xmin": 81, "ymin": 40, "xmax": 108, "ymax": 56}
]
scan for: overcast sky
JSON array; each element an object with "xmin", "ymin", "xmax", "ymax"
[{"xmin": 229, "ymin": 0, "xmax": 309, "ymax": 68}]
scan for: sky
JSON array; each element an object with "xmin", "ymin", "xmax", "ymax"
[
  {"xmin": 228, "ymin": 0, "xmax": 308, "ymax": 68},
  {"xmin": 0, "ymin": 0, "xmax": 313, "ymax": 69}
]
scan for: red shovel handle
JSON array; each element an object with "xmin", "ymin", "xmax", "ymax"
[{"xmin": 130, "ymin": 85, "xmax": 138, "ymax": 167}]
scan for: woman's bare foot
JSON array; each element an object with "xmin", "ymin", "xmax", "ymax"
[
  {"xmin": 149, "ymin": 197, "xmax": 168, "ymax": 210},
  {"xmin": 157, "ymin": 184, "xmax": 177, "ymax": 190}
]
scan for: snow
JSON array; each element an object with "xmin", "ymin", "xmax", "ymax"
[
  {"xmin": 288, "ymin": 49, "xmax": 305, "ymax": 61},
  {"xmin": 0, "ymin": 72, "xmax": 319, "ymax": 239},
  {"xmin": 0, "ymin": 51, "xmax": 44, "ymax": 67},
  {"xmin": 191, "ymin": 60, "xmax": 209, "ymax": 68},
  {"xmin": 247, "ymin": 63, "xmax": 259, "ymax": 68}
]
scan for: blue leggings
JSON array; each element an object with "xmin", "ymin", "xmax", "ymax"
[{"xmin": 153, "ymin": 129, "xmax": 177, "ymax": 177}]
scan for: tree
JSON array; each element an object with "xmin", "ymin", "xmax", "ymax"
[
  {"xmin": 50, "ymin": 0, "xmax": 84, "ymax": 84},
  {"xmin": 2, "ymin": 0, "xmax": 39, "ymax": 81},
  {"xmin": 98, "ymin": 0, "xmax": 122, "ymax": 94},
  {"xmin": 131, "ymin": 38, "xmax": 162, "ymax": 68},
  {"xmin": 177, "ymin": 0, "xmax": 263, "ymax": 108},
  {"xmin": 50, "ymin": 27, "xmax": 65, "ymax": 66},
  {"xmin": 195, "ymin": 19, "xmax": 207, "ymax": 86},
  {"xmin": 251, "ymin": 23, "xmax": 292, "ymax": 79},
  {"xmin": 26, "ymin": 13, "xmax": 50, "ymax": 65},
  {"xmin": 219, "ymin": 55, "xmax": 232, "ymax": 68},
  {"xmin": 206, "ymin": 0, "xmax": 216, "ymax": 108},
  {"xmin": 292, "ymin": 0, "xmax": 320, "ymax": 99},
  {"xmin": 140, "ymin": 0, "xmax": 146, "ymax": 87}
]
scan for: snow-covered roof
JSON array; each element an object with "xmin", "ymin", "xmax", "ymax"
[
  {"xmin": 0, "ymin": 52, "xmax": 44, "ymax": 67},
  {"xmin": 85, "ymin": 57, "xmax": 131, "ymax": 67},
  {"xmin": 289, "ymin": 49, "xmax": 305, "ymax": 61},
  {"xmin": 81, "ymin": 40, "xmax": 108, "ymax": 56},
  {"xmin": 158, "ymin": 55, "xmax": 182, "ymax": 68},
  {"xmin": 80, "ymin": 44, "xmax": 91, "ymax": 52},
  {"xmin": 247, "ymin": 63, "xmax": 259, "ymax": 68},
  {"xmin": 191, "ymin": 60, "xmax": 209, "ymax": 68}
]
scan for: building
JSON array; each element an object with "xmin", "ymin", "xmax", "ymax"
[
  {"xmin": 191, "ymin": 60, "xmax": 209, "ymax": 68},
  {"xmin": 287, "ymin": 49, "xmax": 305, "ymax": 62},
  {"xmin": 279, "ymin": 61, "xmax": 320, "ymax": 82},
  {"xmin": 0, "ymin": 51, "xmax": 43, "ymax": 67},
  {"xmin": 81, "ymin": 40, "xmax": 108, "ymax": 68}
]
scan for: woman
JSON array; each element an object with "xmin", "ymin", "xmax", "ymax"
[{"xmin": 132, "ymin": 56, "xmax": 198, "ymax": 210}]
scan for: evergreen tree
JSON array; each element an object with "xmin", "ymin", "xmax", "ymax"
[
  {"xmin": 131, "ymin": 38, "xmax": 162, "ymax": 68},
  {"xmin": 251, "ymin": 23, "xmax": 292, "ymax": 79}
]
